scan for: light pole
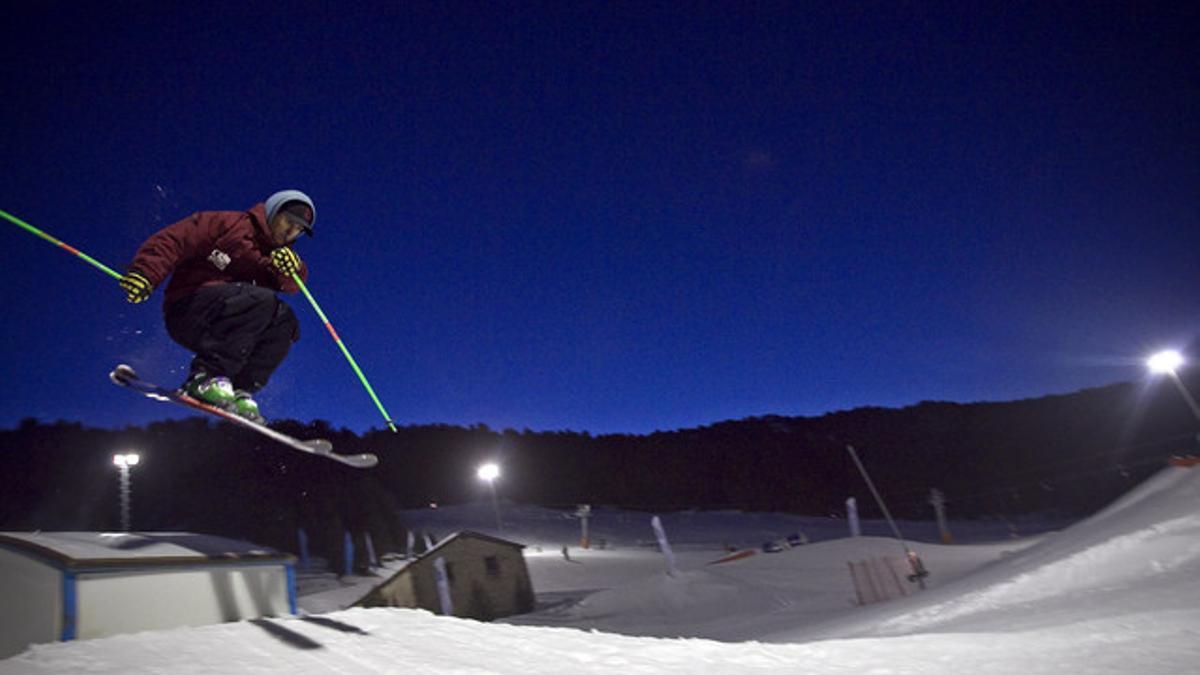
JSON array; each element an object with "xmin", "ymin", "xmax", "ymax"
[
  {"xmin": 477, "ymin": 462, "xmax": 502, "ymax": 532},
  {"xmin": 112, "ymin": 452, "xmax": 140, "ymax": 532},
  {"xmin": 1147, "ymin": 350, "xmax": 1200, "ymax": 423}
]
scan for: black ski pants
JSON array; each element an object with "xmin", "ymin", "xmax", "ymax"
[{"xmin": 165, "ymin": 283, "xmax": 299, "ymax": 393}]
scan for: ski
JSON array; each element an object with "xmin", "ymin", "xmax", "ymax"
[{"xmin": 109, "ymin": 364, "xmax": 378, "ymax": 469}]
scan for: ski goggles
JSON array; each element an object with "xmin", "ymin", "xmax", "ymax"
[
  {"xmin": 280, "ymin": 210, "xmax": 313, "ymax": 240},
  {"xmin": 280, "ymin": 203, "xmax": 314, "ymax": 237}
]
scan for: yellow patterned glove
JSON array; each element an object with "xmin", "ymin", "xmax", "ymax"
[
  {"xmin": 270, "ymin": 247, "xmax": 301, "ymax": 276},
  {"xmin": 119, "ymin": 271, "xmax": 152, "ymax": 304}
]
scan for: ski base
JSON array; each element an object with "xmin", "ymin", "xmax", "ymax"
[{"xmin": 110, "ymin": 364, "xmax": 378, "ymax": 469}]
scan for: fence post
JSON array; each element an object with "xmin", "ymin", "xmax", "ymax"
[
  {"xmin": 433, "ymin": 557, "xmax": 454, "ymax": 615},
  {"xmin": 297, "ymin": 528, "xmax": 310, "ymax": 571},
  {"xmin": 650, "ymin": 516, "xmax": 679, "ymax": 577},
  {"xmin": 343, "ymin": 530, "xmax": 354, "ymax": 577}
]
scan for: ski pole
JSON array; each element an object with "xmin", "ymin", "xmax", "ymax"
[
  {"xmin": 1, "ymin": 209, "xmax": 123, "ymax": 280},
  {"xmin": 291, "ymin": 272, "xmax": 398, "ymax": 433}
]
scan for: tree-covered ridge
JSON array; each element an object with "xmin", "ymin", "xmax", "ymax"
[{"xmin": 3, "ymin": 374, "xmax": 1197, "ymax": 562}]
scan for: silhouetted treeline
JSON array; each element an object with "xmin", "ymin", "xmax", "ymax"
[{"xmin": 3, "ymin": 372, "xmax": 1198, "ymax": 559}]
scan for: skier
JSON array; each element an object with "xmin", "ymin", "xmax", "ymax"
[{"xmin": 118, "ymin": 190, "xmax": 315, "ymax": 423}]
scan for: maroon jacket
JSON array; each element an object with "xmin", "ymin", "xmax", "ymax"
[{"xmin": 129, "ymin": 203, "xmax": 309, "ymax": 309}]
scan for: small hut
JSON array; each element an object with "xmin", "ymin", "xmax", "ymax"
[
  {"xmin": 0, "ymin": 531, "xmax": 296, "ymax": 659},
  {"xmin": 358, "ymin": 531, "xmax": 533, "ymax": 620}
]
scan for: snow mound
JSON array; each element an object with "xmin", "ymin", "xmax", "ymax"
[
  {"xmin": 783, "ymin": 466, "xmax": 1200, "ymax": 640},
  {"xmin": 3, "ymin": 607, "xmax": 829, "ymax": 674}
]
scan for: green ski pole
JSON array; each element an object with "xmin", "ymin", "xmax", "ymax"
[
  {"xmin": 291, "ymin": 272, "xmax": 398, "ymax": 433},
  {"xmin": 1, "ymin": 209, "xmax": 123, "ymax": 280}
]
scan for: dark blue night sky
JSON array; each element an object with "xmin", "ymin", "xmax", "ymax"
[{"xmin": 1, "ymin": 3, "xmax": 1196, "ymax": 434}]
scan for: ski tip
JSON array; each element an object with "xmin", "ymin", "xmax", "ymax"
[
  {"xmin": 345, "ymin": 454, "xmax": 379, "ymax": 469},
  {"xmin": 298, "ymin": 441, "xmax": 377, "ymax": 468},
  {"xmin": 110, "ymin": 364, "xmax": 136, "ymax": 384}
]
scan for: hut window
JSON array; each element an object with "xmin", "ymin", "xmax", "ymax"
[{"xmin": 484, "ymin": 556, "xmax": 501, "ymax": 577}]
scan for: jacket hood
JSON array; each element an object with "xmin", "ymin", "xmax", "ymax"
[{"xmin": 248, "ymin": 203, "xmax": 274, "ymax": 247}]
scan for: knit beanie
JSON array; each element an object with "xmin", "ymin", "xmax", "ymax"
[{"xmin": 265, "ymin": 189, "xmax": 315, "ymax": 236}]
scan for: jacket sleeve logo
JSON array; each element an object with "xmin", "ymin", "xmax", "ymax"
[{"xmin": 207, "ymin": 249, "xmax": 232, "ymax": 270}]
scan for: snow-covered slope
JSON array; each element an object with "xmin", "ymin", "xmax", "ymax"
[
  {"xmin": 4, "ymin": 466, "xmax": 1199, "ymax": 674},
  {"xmin": 776, "ymin": 464, "xmax": 1200, "ymax": 641}
]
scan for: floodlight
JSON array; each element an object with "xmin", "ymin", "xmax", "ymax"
[
  {"xmin": 1147, "ymin": 350, "xmax": 1184, "ymax": 375},
  {"xmin": 477, "ymin": 463, "xmax": 500, "ymax": 482},
  {"xmin": 112, "ymin": 453, "xmax": 140, "ymax": 468},
  {"xmin": 477, "ymin": 462, "xmax": 503, "ymax": 532},
  {"xmin": 111, "ymin": 452, "xmax": 141, "ymax": 532}
]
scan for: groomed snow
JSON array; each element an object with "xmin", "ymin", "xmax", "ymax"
[{"xmin": 4, "ymin": 466, "xmax": 1199, "ymax": 673}]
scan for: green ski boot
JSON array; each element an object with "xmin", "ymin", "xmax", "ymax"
[
  {"xmin": 183, "ymin": 373, "xmax": 236, "ymax": 408},
  {"xmin": 232, "ymin": 390, "xmax": 267, "ymax": 425}
]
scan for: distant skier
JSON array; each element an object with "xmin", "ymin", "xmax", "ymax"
[{"xmin": 119, "ymin": 190, "xmax": 315, "ymax": 423}]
